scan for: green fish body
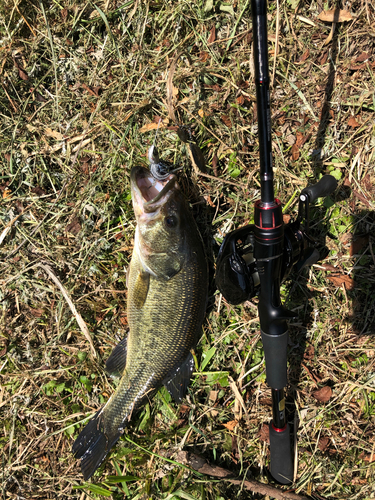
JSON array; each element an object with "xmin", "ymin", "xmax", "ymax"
[{"xmin": 72, "ymin": 166, "xmax": 208, "ymax": 479}]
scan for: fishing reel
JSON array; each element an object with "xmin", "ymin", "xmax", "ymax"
[{"xmin": 215, "ymin": 175, "xmax": 338, "ymax": 305}]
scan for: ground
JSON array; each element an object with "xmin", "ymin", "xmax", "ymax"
[{"xmin": 0, "ymin": 0, "xmax": 374, "ymax": 499}]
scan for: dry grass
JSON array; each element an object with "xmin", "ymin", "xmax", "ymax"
[{"xmin": 0, "ymin": 0, "xmax": 374, "ymax": 498}]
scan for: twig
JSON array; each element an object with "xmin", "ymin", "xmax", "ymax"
[
  {"xmin": 37, "ymin": 263, "xmax": 97, "ymax": 359},
  {"xmin": 177, "ymin": 451, "xmax": 312, "ymax": 500}
]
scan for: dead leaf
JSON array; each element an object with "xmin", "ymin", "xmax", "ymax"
[
  {"xmin": 66, "ymin": 217, "xmax": 81, "ymax": 235},
  {"xmin": 359, "ymin": 452, "xmax": 375, "ymax": 463},
  {"xmin": 44, "ymin": 127, "xmax": 65, "ymax": 141},
  {"xmin": 312, "ymin": 386, "xmax": 332, "ymax": 402},
  {"xmin": 34, "ymin": 91, "xmax": 47, "ymax": 103},
  {"xmin": 318, "ymin": 9, "xmax": 352, "ymax": 23},
  {"xmin": 198, "ymin": 108, "xmax": 205, "ymax": 118},
  {"xmin": 212, "ymin": 151, "xmax": 218, "ymax": 176},
  {"xmin": 167, "ymin": 55, "xmax": 179, "ymax": 123},
  {"xmin": 295, "ymin": 131, "xmax": 304, "ymax": 147},
  {"xmin": 221, "ymin": 115, "xmax": 231, "ymax": 127},
  {"xmin": 349, "ymin": 235, "xmax": 369, "ymax": 256},
  {"xmin": 199, "ymin": 51, "xmax": 209, "ymax": 62},
  {"xmin": 257, "ymin": 424, "xmax": 270, "ymax": 443},
  {"xmin": 236, "ymin": 94, "xmax": 245, "ymax": 105},
  {"xmin": 222, "ymin": 420, "xmax": 238, "ymax": 431},
  {"xmin": 298, "ymin": 48, "xmax": 310, "ymax": 63},
  {"xmin": 347, "ymin": 116, "xmax": 360, "ymax": 128},
  {"xmin": 326, "ymin": 273, "xmax": 355, "ymax": 290},
  {"xmin": 303, "ymin": 345, "xmax": 315, "ymax": 361},
  {"xmin": 209, "ymin": 390, "xmax": 218, "ymax": 403},
  {"xmin": 81, "ymin": 82, "xmax": 99, "ymax": 97},
  {"xmin": 318, "ymin": 436, "xmax": 330, "ymax": 451},
  {"xmin": 139, "ymin": 120, "xmax": 168, "ymax": 133},
  {"xmin": 354, "ymin": 52, "xmax": 369, "ymax": 63},
  {"xmin": 353, "ymin": 189, "xmax": 371, "ymax": 208},
  {"xmin": 2, "ymin": 189, "xmax": 12, "ymax": 199},
  {"xmin": 291, "ymin": 143, "xmax": 300, "ymax": 161},
  {"xmin": 31, "ymin": 186, "xmax": 46, "ymax": 196},
  {"xmin": 208, "ymin": 26, "xmax": 216, "ymax": 44},
  {"xmin": 13, "ymin": 58, "xmax": 29, "ymax": 81},
  {"xmin": 61, "ymin": 7, "xmax": 68, "ymax": 21}
]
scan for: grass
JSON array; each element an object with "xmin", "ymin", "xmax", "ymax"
[{"xmin": 1, "ymin": 0, "xmax": 375, "ymax": 498}]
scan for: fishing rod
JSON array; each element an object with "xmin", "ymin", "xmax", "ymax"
[{"xmin": 215, "ymin": 0, "xmax": 337, "ymax": 484}]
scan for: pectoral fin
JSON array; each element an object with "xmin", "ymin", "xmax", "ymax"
[
  {"xmin": 133, "ymin": 270, "xmax": 150, "ymax": 309},
  {"xmin": 105, "ymin": 337, "xmax": 128, "ymax": 378},
  {"xmin": 163, "ymin": 352, "xmax": 195, "ymax": 404}
]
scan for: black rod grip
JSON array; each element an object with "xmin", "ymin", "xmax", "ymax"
[
  {"xmin": 301, "ymin": 175, "xmax": 338, "ymax": 204},
  {"xmin": 261, "ymin": 331, "xmax": 288, "ymax": 389},
  {"xmin": 269, "ymin": 423, "xmax": 293, "ymax": 484}
]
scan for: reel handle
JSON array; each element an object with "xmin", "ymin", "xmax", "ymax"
[{"xmin": 301, "ymin": 174, "xmax": 337, "ymax": 204}]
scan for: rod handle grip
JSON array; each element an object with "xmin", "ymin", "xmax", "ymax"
[
  {"xmin": 269, "ymin": 423, "xmax": 293, "ymax": 484},
  {"xmin": 301, "ymin": 174, "xmax": 338, "ymax": 204}
]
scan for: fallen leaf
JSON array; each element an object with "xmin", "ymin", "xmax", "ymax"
[
  {"xmin": 347, "ymin": 116, "xmax": 360, "ymax": 128},
  {"xmin": 31, "ymin": 186, "xmax": 46, "ymax": 196},
  {"xmin": 326, "ymin": 273, "xmax": 355, "ymax": 290},
  {"xmin": 34, "ymin": 91, "xmax": 47, "ymax": 102},
  {"xmin": 221, "ymin": 115, "xmax": 232, "ymax": 127},
  {"xmin": 222, "ymin": 420, "xmax": 238, "ymax": 431},
  {"xmin": 13, "ymin": 58, "xmax": 29, "ymax": 80},
  {"xmin": 312, "ymin": 386, "xmax": 332, "ymax": 402},
  {"xmin": 209, "ymin": 390, "xmax": 218, "ymax": 403},
  {"xmin": 44, "ymin": 127, "xmax": 65, "ymax": 141},
  {"xmin": 359, "ymin": 452, "xmax": 375, "ymax": 463},
  {"xmin": 81, "ymin": 82, "xmax": 99, "ymax": 97},
  {"xmin": 61, "ymin": 7, "xmax": 68, "ymax": 21},
  {"xmin": 353, "ymin": 189, "xmax": 371, "ymax": 208},
  {"xmin": 318, "ymin": 9, "xmax": 352, "ymax": 23},
  {"xmin": 29, "ymin": 308, "xmax": 45, "ymax": 317},
  {"xmin": 349, "ymin": 235, "xmax": 369, "ymax": 256},
  {"xmin": 208, "ymin": 26, "xmax": 216, "ymax": 44},
  {"xmin": 66, "ymin": 217, "xmax": 81, "ymax": 235},
  {"xmin": 318, "ymin": 436, "xmax": 330, "ymax": 451},
  {"xmin": 139, "ymin": 121, "xmax": 168, "ymax": 133},
  {"xmin": 354, "ymin": 52, "xmax": 370, "ymax": 63},
  {"xmin": 303, "ymin": 345, "xmax": 315, "ymax": 361},
  {"xmin": 298, "ymin": 48, "xmax": 310, "ymax": 63},
  {"xmin": 257, "ymin": 424, "xmax": 270, "ymax": 443},
  {"xmin": 291, "ymin": 143, "xmax": 300, "ymax": 161},
  {"xmin": 2, "ymin": 189, "xmax": 12, "ymax": 199},
  {"xmin": 212, "ymin": 151, "xmax": 218, "ymax": 176},
  {"xmin": 236, "ymin": 94, "xmax": 245, "ymax": 105},
  {"xmin": 295, "ymin": 131, "xmax": 304, "ymax": 147}
]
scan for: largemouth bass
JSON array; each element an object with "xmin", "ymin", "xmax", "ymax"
[{"xmin": 72, "ymin": 166, "xmax": 208, "ymax": 479}]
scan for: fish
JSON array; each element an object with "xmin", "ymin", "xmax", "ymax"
[{"xmin": 72, "ymin": 166, "xmax": 208, "ymax": 480}]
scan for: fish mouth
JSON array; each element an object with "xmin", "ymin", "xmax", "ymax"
[{"xmin": 130, "ymin": 166, "xmax": 177, "ymax": 213}]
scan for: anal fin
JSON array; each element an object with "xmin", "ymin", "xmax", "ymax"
[
  {"xmin": 163, "ymin": 352, "xmax": 194, "ymax": 404},
  {"xmin": 105, "ymin": 337, "xmax": 128, "ymax": 378}
]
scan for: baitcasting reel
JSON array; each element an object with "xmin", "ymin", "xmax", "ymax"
[{"xmin": 215, "ymin": 175, "xmax": 338, "ymax": 305}]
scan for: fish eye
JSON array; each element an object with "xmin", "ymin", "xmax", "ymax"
[{"xmin": 165, "ymin": 215, "xmax": 178, "ymax": 228}]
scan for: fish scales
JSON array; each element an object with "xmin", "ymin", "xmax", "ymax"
[{"xmin": 72, "ymin": 166, "xmax": 208, "ymax": 480}]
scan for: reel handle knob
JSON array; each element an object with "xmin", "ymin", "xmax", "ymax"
[{"xmin": 301, "ymin": 174, "xmax": 337, "ymax": 204}]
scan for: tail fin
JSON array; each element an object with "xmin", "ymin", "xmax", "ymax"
[{"xmin": 72, "ymin": 409, "xmax": 120, "ymax": 480}]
